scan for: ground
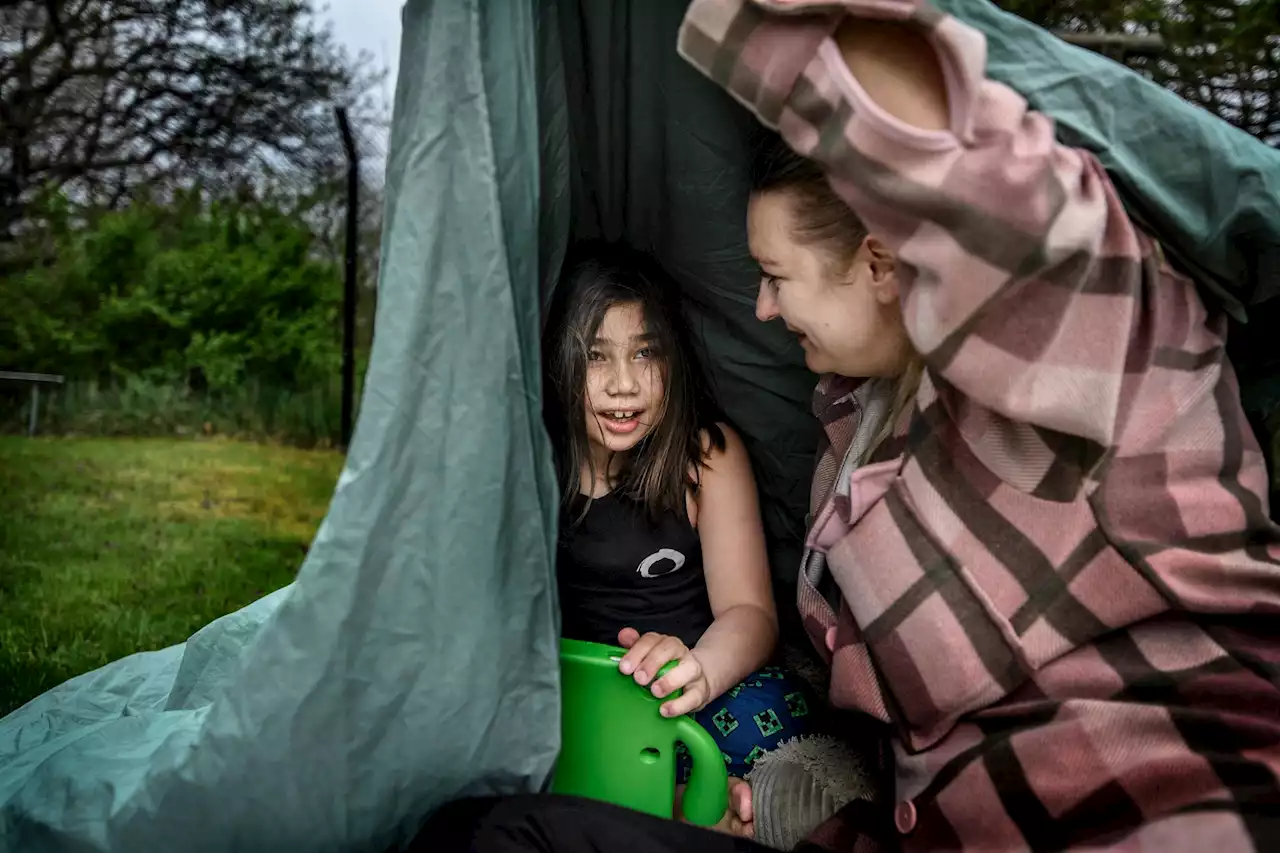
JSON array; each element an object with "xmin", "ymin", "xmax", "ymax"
[{"xmin": 0, "ymin": 436, "xmax": 342, "ymax": 716}]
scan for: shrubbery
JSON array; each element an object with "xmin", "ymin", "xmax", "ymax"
[{"xmin": 0, "ymin": 191, "xmax": 365, "ymax": 446}]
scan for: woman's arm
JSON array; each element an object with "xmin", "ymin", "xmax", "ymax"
[
  {"xmin": 833, "ymin": 18, "xmax": 949, "ymax": 133},
  {"xmin": 681, "ymin": 0, "xmax": 1175, "ymax": 457}
]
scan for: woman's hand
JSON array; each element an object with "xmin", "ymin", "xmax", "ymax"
[{"xmin": 617, "ymin": 628, "xmax": 713, "ymax": 717}]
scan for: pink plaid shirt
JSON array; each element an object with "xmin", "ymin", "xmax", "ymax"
[{"xmin": 679, "ymin": 1, "xmax": 1280, "ymax": 849}]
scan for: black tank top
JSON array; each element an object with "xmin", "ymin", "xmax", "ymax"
[{"xmin": 556, "ymin": 492, "xmax": 714, "ymax": 649}]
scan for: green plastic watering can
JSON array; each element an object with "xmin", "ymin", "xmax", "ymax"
[{"xmin": 552, "ymin": 638, "xmax": 729, "ymax": 827}]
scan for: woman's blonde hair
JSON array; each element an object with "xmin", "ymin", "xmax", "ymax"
[
  {"xmin": 750, "ymin": 135, "xmax": 923, "ymax": 460},
  {"xmin": 864, "ymin": 358, "xmax": 924, "ymax": 464}
]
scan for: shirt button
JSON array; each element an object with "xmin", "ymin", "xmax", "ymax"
[
  {"xmin": 895, "ymin": 800, "xmax": 918, "ymax": 835},
  {"xmin": 824, "ymin": 626, "xmax": 837, "ymax": 652}
]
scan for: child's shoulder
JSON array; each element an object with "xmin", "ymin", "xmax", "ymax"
[
  {"xmin": 689, "ymin": 422, "xmax": 756, "ymax": 510},
  {"xmin": 697, "ymin": 421, "xmax": 747, "ymax": 467}
]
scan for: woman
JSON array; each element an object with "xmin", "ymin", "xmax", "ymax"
[{"xmin": 418, "ymin": 0, "xmax": 1280, "ymax": 850}]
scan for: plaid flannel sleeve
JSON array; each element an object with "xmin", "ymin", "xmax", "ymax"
[
  {"xmin": 679, "ymin": 6, "xmax": 1280, "ymax": 851},
  {"xmin": 678, "ymin": 0, "xmax": 1163, "ymax": 464}
]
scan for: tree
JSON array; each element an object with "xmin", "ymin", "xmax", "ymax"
[
  {"xmin": 999, "ymin": 0, "xmax": 1279, "ymax": 145},
  {"xmin": 0, "ymin": 0, "xmax": 384, "ymax": 246}
]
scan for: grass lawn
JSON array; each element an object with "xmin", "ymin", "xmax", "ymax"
[{"xmin": 0, "ymin": 436, "xmax": 343, "ymax": 716}]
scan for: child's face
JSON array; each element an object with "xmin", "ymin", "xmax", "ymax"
[{"xmin": 584, "ymin": 302, "xmax": 665, "ymax": 459}]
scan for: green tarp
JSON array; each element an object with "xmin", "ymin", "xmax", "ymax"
[
  {"xmin": 2, "ymin": 3, "xmax": 560, "ymax": 851},
  {"xmin": 1, "ymin": 1, "xmax": 1277, "ymax": 851}
]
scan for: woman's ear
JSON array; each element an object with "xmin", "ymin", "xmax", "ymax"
[{"xmin": 864, "ymin": 237, "xmax": 899, "ymax": 304}]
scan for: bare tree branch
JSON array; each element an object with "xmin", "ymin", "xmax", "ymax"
[
  {"xmin": 1, "ymin": 0, "xmax": 386, "ymax": 240},
  {"xmin": 1057, "ymin": 31, "xmax": 1167, "ymax": 53},
  {"xmin": 1002, "ymin": 0, "xmax": 1278, "ymax": 146}
]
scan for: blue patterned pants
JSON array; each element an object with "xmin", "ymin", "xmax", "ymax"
[{"xmin": 675, "ymin": 665, "xmax": 815, "ymax": 781}]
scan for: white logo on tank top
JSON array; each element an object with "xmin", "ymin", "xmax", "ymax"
[{"xmin": 636, "ymin": 548, "xmax": 686, "ymax": 578}]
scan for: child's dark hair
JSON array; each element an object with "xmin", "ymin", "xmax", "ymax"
[{"xmin": 542, "ymin": 242, "xmax": 726, "ymax": 522}]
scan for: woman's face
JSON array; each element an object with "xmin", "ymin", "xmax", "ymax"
[
  {"xmin": 747, "ymin": 189, "xmax": 910, "ymax": 379},
  {"xmin": 583, "ymin": 301, "xmax": 665, "ymax": 459}
]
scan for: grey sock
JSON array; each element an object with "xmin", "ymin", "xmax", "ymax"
[{"xmin": 746, "ymin": 734, "xmax": 876, "ymax": 851}]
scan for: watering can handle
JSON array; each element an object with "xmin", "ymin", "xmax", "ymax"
[{"xmin": 673, "ymin": 715, "xmax": 730, "ymax": 827}]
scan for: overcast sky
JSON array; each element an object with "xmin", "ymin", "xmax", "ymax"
[{"xmin": 322, "ymin": 0, "xmax": 404, "ymax": 118}]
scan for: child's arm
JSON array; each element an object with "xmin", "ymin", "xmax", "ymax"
[
  {"xmin": 619, "ymin": 425, "xmax": 779, "ymax": 717},
  {"xmin": 689, "ymin": 424, "xmax": 779, "ymax": 697}
]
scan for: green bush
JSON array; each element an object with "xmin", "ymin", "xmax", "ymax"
[
  {"xmin": 2, "ymin": 190, "xmax": 344, "ymax": 390},
  {"xmin": 0, "ymin": 190, "xmax": 366, "ymax": 445}
]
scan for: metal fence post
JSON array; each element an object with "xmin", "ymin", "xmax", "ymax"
[
  {"xmin": 28, "ymin": 384, "xmax": 40, "ymax": 436},
  {"xmin": 2, "ymin": 372, "xmax": 65, "ymax": 437},
  {"xmin": 334, "ymin": 105, "xmax": 360, "ymax": 451}
]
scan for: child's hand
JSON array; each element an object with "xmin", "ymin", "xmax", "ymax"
[{"xmin": 617, "ymin": 627, "xmax": 713, "ymax": 717}]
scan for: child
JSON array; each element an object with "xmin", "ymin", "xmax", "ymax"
[{"xmin": 542, "ymin": 242, "xmax": 813, "ymax": 812}]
